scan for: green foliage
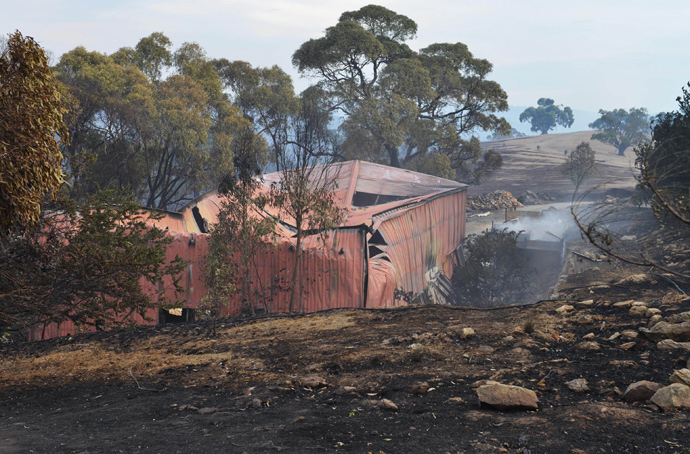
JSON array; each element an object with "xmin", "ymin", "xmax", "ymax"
[
  {"xmin": 55, "ymin": 34, "xmax": 256, "ymax": 210},
  {"xmin": 452, "ymin": 229, "xmax": 530, "ymax": 307},
  {"xmin": 590, "ymin": 107, "xmax": 650, "ymax": 156},
  {"xmin": 487, "ymin": 128, "xmax": 526, "ymax": 140},
  {"xmin": 560, "ymin": 142, "xmax": 598, "ymax": 186},
  {"xmin": 292, "ymin": 5, "xmax": 510, "ymax": 180},
  {"xmin": 202, "ymin": 129, "xmax": 276, "ymax": 327},
  {"xmin": 0, "ymin": 190, "xmax": 185, "ymax": 336},
  {"xmin": 406, "ymin": 153, "xmax": 455, "ymax": 180},
  {"xmin": 0, "ymin": 31, "xmax": 68, "ymax": 234},
  {"xmin": 519, "ymin": 98, "xmax": 574, "ymax": 135}
]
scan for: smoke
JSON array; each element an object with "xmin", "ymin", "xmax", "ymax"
[{"xmin": 497, "ymin": 208, "xmax": 578, "ymax": 242}]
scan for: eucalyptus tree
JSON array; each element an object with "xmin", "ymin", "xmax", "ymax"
[
  {"xmin": 292, "ymin": 4, "xmax": 510, "ymax": 182},
  {"xmin": 589, "ymin": 107, "xmax": 650, "ymax": 156}
]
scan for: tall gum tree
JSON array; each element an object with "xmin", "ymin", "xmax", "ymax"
[{"xmin": 292, "ymin": 5, "xmax": 510, "ymax": 182}]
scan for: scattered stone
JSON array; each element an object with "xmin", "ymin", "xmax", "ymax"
[
  {"xmin": 650, "ymin": 384, "xmax": 690, "ymax": 411},
  {"xmin": 662, "ymin": 292, "xmax": 686, "ymax": 306},
  {"xmin": 639, "ymin": 322, "xmax": 690, "ymax": 342},
  {"xmin": 411, "ymin": 381, "xmax": 430, "ymax": 395},
  {"xmin": 476, "ymin": 383, "xmax": 539, "ymax": 411},
  {"xmin": 300, "ymin": 375, "xmax": 327, "ymax": 389},
  {"xmin": 197, "ymin": 407, "xmax": 220, "ymax": 415},
  {"xmin": 669, "ymin": 369, "xmax": 690, "ymax": 387},
  {"xmin": 578, "ymin": 341, "xmax": 601, "ymax": 351},
  {"xmin": 503, "ymin": 335, "xmax": 515, "ymax": 342},
  {"xmin": 629, "ymin": 306, "xmax": 648, "ymax": 317},
  {"xmin": 460, "ymin": 327, "xmax": 475, "ymax": 339},
  {"xmin": 620, "ymin": 342, "xmax": 636, "ymax": 351},
  {"xmin": 556, "ymin": 304, "xmax": 574, "ymax": 313},
  {"xmin": 576, "ymin": 315, "xmax": 594, "ymax": 325},
  {"xmin": 613, "ymin": 300, "xmax": 633, "ymax": 308},
  {"xmin": 657, "ymin": 339, "xmax": 690, "ymax": 351},
  {"xmin": 621, "ymin": 330, "xmax": 638, "ymax": 342},
  {"xmin": 250, "ymin": 398, "xmax": 262, "ymax": 409},
  {"xmin": 334, "ymin": 386, "xmax": 357, "ymax": 396},
  {"xmin": 446, "ymin": 397, "xmax": 466, "ymax": 404},
  {"xmin": 649, "ymin": 315, "xmax": 663, "ymax": 326},
  {"xmin": 624, "ymin": 381, "xmax": 663, "ymax": 403},
  {"xmin": 565, "ymin": 378, "xmax": 589, "ymax": 393},
  {"xmin": 583, "ymin": 333, "xmax": 595, "ymax": 340},
  {"xmin": 617, "ymin": 275, "xmax": 653, "ymax": 285},
  {"xmin": 608, "ymin": 332, "xmax": 621, "ymax": 341},
  {"xmin": 478, "ymin": 345, "xmax": 495, "ymax": 353},
  {"xmin": 632, "ymin": 301, "xmax": 648, "ymax": 307},
  {"xmin": 576, "ymin": 300, "xmax": 595, "ymax": 307},
  {"xmin": 379, "ymin": 399, "xmax": 399, "ymax": 411},
  {"xmin": 666, "ymin": 311, "xmax": 690, "ymax": 324},
  {"xmin": 646, "ymin": 308, "xmax": 662, "ymax": 318}
]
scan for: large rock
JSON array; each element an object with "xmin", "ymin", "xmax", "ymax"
[
  {"xmin": 650, "ymin": 384, "xmax": 690, "ymax": 411},
  {"xmin": 657, "ymin": 339, "xmax": 690, "ymax": 351},
  {"xmin": 639, "ymin": 322, "xmax": 690, "ymax": 342},
  {"xmin": 623, "ymin": 381, "xmax": 663, "ymax": 403},
  {"xmin": 477, "ymin": 383, "xmax": 539, "ymax": 411},
  {"xmin": 670, "ymin": 369, "xmax": 690, "ymax": 387}
]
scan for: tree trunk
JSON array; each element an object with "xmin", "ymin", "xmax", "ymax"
[
  {"xmin": 289, "ymin": 230, "xmax": 302, "ymax": 313},
  {"xmin": 386, "ymin": 144, "xmax": 401, "ymax": 168}
]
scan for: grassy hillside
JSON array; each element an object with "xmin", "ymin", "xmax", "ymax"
[{"xmin": 473, "ymin": 131, "xmax": 639, "ymax": 200}]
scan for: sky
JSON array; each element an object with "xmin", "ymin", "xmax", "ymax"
[{"xmin": 4, "ymin": 0, "xmax": 690, "ymax": 131}]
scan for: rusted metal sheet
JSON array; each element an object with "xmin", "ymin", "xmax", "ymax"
[{"xmin": 373, "ymin": 189, "xmax": 466, "ymax": 300}]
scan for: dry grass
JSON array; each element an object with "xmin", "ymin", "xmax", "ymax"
[{"xmin": 476, "ymin": 131, "xmax": 639, "ymax": 197}]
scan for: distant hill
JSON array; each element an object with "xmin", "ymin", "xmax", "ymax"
[{"xmin": 471, "ymin": 131, "xmax": 639, "ymax": 200}]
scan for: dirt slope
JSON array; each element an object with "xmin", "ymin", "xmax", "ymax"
[
  {"xmin": 2, "ymin": 238, "xmax": 689, "ymax": 453},
  {"xmin": 474, "ymin": 131, "xmax": 639, "ymax": 200}
]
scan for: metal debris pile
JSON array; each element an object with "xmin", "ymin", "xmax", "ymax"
[{"xmin": 467, "ymin": 190, "xmax": 522, "ymax": 212}]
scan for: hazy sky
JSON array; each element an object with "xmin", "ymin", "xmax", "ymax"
[{"xmin": 4, "ymin": 0, "xmax": 690, "ymax": 117}]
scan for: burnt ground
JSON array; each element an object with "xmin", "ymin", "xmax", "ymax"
[{"xmin": 2, "ymin": 219, "xmax": 690, "ymax": 453}]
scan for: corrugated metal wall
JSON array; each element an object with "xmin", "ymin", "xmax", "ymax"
[{"xmin": 371, "ymin": 189, "xmax": 466, "ymax": 302}]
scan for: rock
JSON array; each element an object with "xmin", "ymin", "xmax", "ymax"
[
  {"xmin": 410, "ymin": 381, "xmax": 430, "ymax": 394},
  {"xmin": 649, "ymin": 315, "xmax": 663, "ymax": 326},
  {"xmin": 662, "ymin": 292, "xmax": 686, "ymax": 306},
  {"xmin": 556, "ymin": 304, "xmax": 574, "ymax": 313},
  {"xmin": 576, "ymin": 300, "xmax": 595, "ymax": 307},
  {"xmin": 619, "ymin": 342, "xmax": 636, "ymax": 350},
  {"xmin": 650, "ymin": 384, "xmax": 690, "ymax": 411},
  {"xmin": 472, "ymin": 379, "xmax": 501, "ymax": 389},
  {"xmin": 565, "ymin": 378, "xmax": 589, "ymax": 392},
  {"xmin": 478, "ymin": 345, "xmax": 495, "ymax": 353},
  {"xmin": 299, "ymin": 375, "xmax": 327, "ymax": 389},
  {"xmin": 670, "ymin": 369, "xmax": 690, "ymax": 387},
  {"xmin": 621, "ymin": 330, "xmax": 638, "ymax": 342},
  {"xmin": 617, "ymin": 274, "xmax": 652, "ymax": 285},
  {"xmin": 334, "ymin": 386, "xmax": 357, "ymax": 396},
  {"xmin": 576, "ymin": 315, "xmax": 594, "ymax": 325},
  {"xmin": 476, "ymin": 383, "xmax": 539, "ymax": 411},
  {"xmin": 639, "ymin": 322, "xmax": 690, "ymax": 342},
  {"xmin": 583, "ymin": 333, "xmax": 595, "ymax": 340},
  {"xmin": 250, "ymin": 398, "xmax": 262, "ymax": 409},
  {"xmin": 178, "ymin": 404, "xmax": 199, "ymax": 411},
  {"xmin": 613, "ymin": 300, "xmax": 633, "ymax": 308},
  {"xmin": 446, "ymin": 397, "xmax": 466, "ymax": 404},
  {"xmin": 460, "ymin": 327, "xmax": 475, "ymax": 339},
  {"xmin": 578, "ymin": 341, "xmax": 601, "ymax": 351},
  {"xmin": 608, "ymin": 332, "xmax": 621, "ymax": 341},
  {"xmin": 666, "ymin": 311, "xmax": 690, "ymax": 324},
  {"xmin": 379, "ymin": 398, "xmax": 398, "ymax": 411},
  {"xmin": 197, "ymin": 407, "xmax": 220, "ymax": 415},
  {"xmin": 632, "ymin": 301, "xmax": 648, "ymax": 307},
  {"xmin": 629, "ymin": 306, "xmax": 648, "ymax": 317},
  {"xmin": 646, "ymin": 308, "xmax": 662, "ymax": 318},
  {"xmin": 624, "ymin": 381, "xmax": 663, "ymax": 402},
  {"xmin": 657, "ymin": 339, "xmax": 690, "ymax": 351}
]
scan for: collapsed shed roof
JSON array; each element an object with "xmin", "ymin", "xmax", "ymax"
[{"xmin": 169, "ymin": 160, "xmax": 466, "ymax": 235}]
